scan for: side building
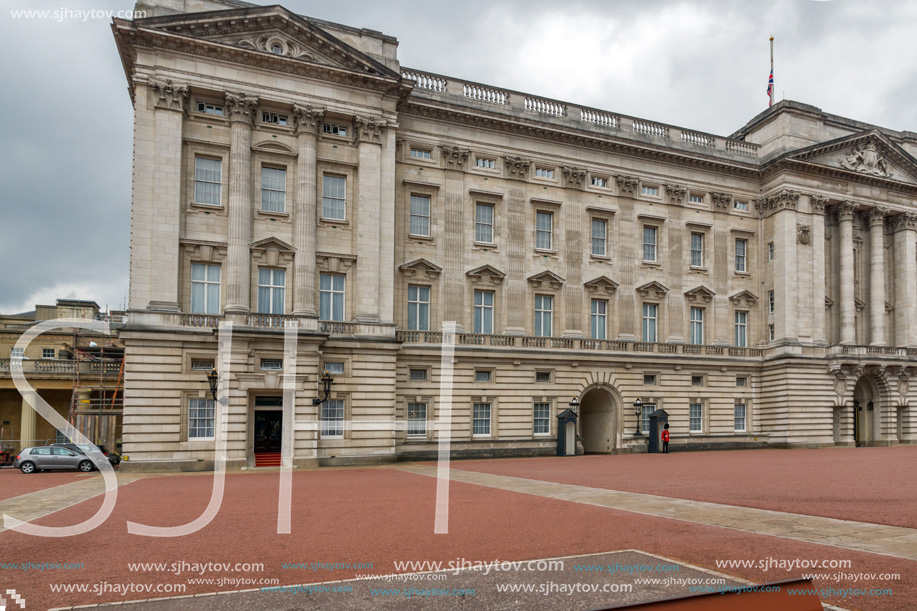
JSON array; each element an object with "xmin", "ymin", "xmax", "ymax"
[{"xmin": 112, "ymin": 1, "xmax": 917, "ymax": 471}]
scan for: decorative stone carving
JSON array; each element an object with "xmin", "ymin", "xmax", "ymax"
[
  {"xmin": 316, "ymin": 252, "xmax": 357, "ymax": 273},
  {"xmin": 839, "ymin": 141, "xmax": 892, "ymax": 178},
  {"xmin": 561, "ymin": 166, "xmax": 587, "ymax": 190},
  {"xmin": 291, "ymin": 104, "xmax": 325, "ymax": 136},
  {"xmin": 615, "ymin": 175, "xmax": 639, "ymax": 198},
  {"xmin": 684, "ymin": 285, "xmax": 716, "ymax": 304},
  {"xmin": 854, "ymin": 297, "xmax": 866, "ymax": 313},
  {"xmin": 810, "ymin": 195, "xmax": 829, "ymax": 215},
  {"xmin": 710, "ymin": 192, "xmax": 731, "ymax": 211},
  {"xmin": 182, "ymin": 242, "xmax": 227, "ymax": 263},
  {"xmin": 837, "ymin": 200, "xmax": 859, "ymax": 222},
  {"xmin": 466, "ymin": 264, "xmax": 505, "ymax": 285},
  {"xmin": 767, "ymin": 188, "xmax": 800, "ymax": 212},
  {"xmin": 148, "ymin": 77, "xmax": 188, "ymax": 112},
  {"xmin": 583, "ymin": 276, "xmax": 619, "ymax": 295},
  {"xmin": 440, "ymin": 145, "xmax": 470, "ymax": 169},
  {"xmin": 636, "ymin": 281, "xmax": 669, "ymax": 300},
  {"xmin": 665, "ymin": 185, "xmax": 687, "ymax": 205},
  {"xmin": 398, "ymin": 258, "xmax": 442, "ymax": 281},
  {"xmin": 890, "ymin": 212, "xmax": 917, "ymax": 232},
  {"xmin": 729, "ymin": 290, "xmax": 759, "ymax": 308},
  {"xmin": 797, "ymin": 224, "xmax": 811, "ymax": 244},
  {"xmin": 250, "ymin": 237, "xmax": 296, "ymax": 268},
  {"xmin": 353, "ymin": 115, "xmax": 387, "ymax": 144},
  {"xmin": 503, "ymin": 156, "xmax": 531, "ymax": 179},
  {"xmin": 225, "ymin": 91, "xmax": 259, "ymax": 124},
  {"xmin": 234, "ymin": 34, "xmax": 325, "ymax": 62},
  {"xmin": 527, "ymin": 270, "xmax": 565, "ymax": 290},
  {"xmin": 866, "ymin": 207, "xmax": 889, "ymax": 227}
]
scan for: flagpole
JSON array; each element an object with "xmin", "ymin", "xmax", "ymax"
[{"xmin": 769, "ymin": 36, "xmax": 775, "ymax": 107}]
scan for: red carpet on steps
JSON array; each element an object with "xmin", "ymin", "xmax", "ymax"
[{"xmin": 254, "ymin": 452, "xmax": 281, "ymax": 468}]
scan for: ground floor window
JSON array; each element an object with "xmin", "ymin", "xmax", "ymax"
[
  {"xmin": 321, "ymin": 399, "xmax": 344, "ymax": 438},
  {"xmin": 533, "ymin": 402, "xmax": 551, "ymax": 435},
  {"xmin": 641, "ymin": 403, "xmax": 655, "ymax": 434},
  {"xmin": 407, "ymin": 402, "xmax": 427, "ymax": 437},
  {"xmin": 689, "ymin": 403, "xmax": 703, "ymax": 433},
  {"xmin": 189, "ymin": 398, "xmax": 215, "ymax": 439},
  {"xmin": 735, "ymin": 403, "xmax": 747, "ymax": 432},
  {"xmin": 473, "ymin": 402, "xmax": 491, "ymax": 436}
]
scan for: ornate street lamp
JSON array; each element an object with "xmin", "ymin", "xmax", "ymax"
[
  {"xmin": 569, "ymin": 397, "xmax": 580, "ymax": 414},
  {"xmin": 206, "ymin": 369, "xmax": 219, "ymax": 401},
  {"xmin": 633, "ymin": 398, "xmax": 644, "ymax": 437},
  {"xmin": 313, "ymin": 370, "xmax": 336, "ymax": 405}
]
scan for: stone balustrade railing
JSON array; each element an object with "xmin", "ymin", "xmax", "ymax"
[
  {"xmin": 0, "ymin": 359, "xmax": 100, "ymax": 376},
  {"xmin": 318, "ymin": 321, "xmax": 356, "ymax": 335},
  {"xmin": 834, "ymin": 345, "xmax": 915, "ymax": 358},
  {"xmin": 401, "ymin": 67, "xmax": 760, "ymax": 159}
]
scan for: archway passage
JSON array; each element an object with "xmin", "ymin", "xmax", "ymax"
[
  {"xmin": 580, "ymin": 388, "xmax": 616, "ymax": 453},
  {"xmin": 852, "ymin": 376, "xmax": 877, "ymax": 446}
]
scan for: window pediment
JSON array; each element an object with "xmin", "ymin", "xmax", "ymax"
[
  {"xmin": 636, "ymin": 281, "xmax": 669, "ymax": 300},
  {"xmin": 466, "ymin": 264, "xmax": 505, "ymax": 285},
  {"xmin": 252, "ymin": 140, "xmax": 296, "ymax": 156},
  {"xmin": 584, "ymin": 276, "xmax": 619, "ymax": 295},
  {"xmin": 527, "ymin": 270, "xmax": 565, "ymax": 290},
  {"xmin": 684, "ymin": 285, "xmax": 716, "ymax": 304},
  {"xmin": 399, "ymin": 258, "xmax": 443, "ymax": 281},
  {"xmin": 729, "ymin": 290, "xmax": 759, "ymax": 308},
  {"xmin": 251, "ymin": 237, "xmax": 295, "ymax": 267}
]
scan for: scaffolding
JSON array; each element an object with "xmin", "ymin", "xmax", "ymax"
[{"xmin": 66, "ymin": 337, "xmax": 124, "ymax": 453}]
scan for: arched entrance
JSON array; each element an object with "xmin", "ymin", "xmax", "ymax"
[
  {"xmin": 852, "ymin": 376, "xmax": 879, "ymax": 446},
  {"xmin": 579, "ymin": 387, "xmax": 617, "ymax": 453}
]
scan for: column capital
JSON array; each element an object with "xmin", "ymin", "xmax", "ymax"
[
  {"xmin": 665, "ymin": 184, "xmax": 687, "ymax": 205},
  {"xmin": 810, "ymin": 195, "xmax": 829, "ymax": 215},
  {"xmin": 615, "ymin": 175, "xmax": 640, "ymax": 198},
  {"xmin": 292, "ymin": 104, "xmax": 325, "ymax": 136},
  {"xmin": 503, "ymin": 156, "xmax": 531, "ymax": 180},
  {"xmin": 837, "ymin": 200, "xmax": 859, "ymax": 222},
  {"xmin": 890, "ymin": 212, "xmax": 917, "ymax": 232},
  {"xmin": 867, "ymin": 206, "xmax": 890, "ymax": 227},
  {"xmin": 225, "ymin": 91, "xmax": 259, "ymax": 125},
  {"xmin": 148, "ymin": 77, "xmax": 188, "ymax": 113},
  {"xmin": 561, "ymin": 166, "xmax": 587, "ymax": 190},
  {"xmin": 352, "ymin": 114, "xmax": 387, "ymax": 145},
  {"xmin": 440, "ymin": 144, "xmax": 471, "ymax": 170}
]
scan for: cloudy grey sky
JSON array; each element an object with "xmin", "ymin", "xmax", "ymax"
[{"xmin": 1, "ymin": 0, "xmax": 915, "ymax": 314}]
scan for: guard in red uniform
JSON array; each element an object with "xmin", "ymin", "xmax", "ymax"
[{"xmin": 662, "ymin": 424, "xmax": 670, "ymax": 453}]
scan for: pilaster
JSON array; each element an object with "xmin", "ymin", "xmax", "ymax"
[
  {"xmin": 562, "ymin": 166, "xmax": 586, "ymax": 338},
  {"xmin": 811, "ymin": 196, "xmax": 828, "ymax": 345},
  {"xmin": 615, "ymin": 175, "xmax": 638, "ymax": 340},
  {"xmin": 440, "ymin": 145, "xmax": 470, "ymax": 330},
  {"xmin": 353, "ymin": 115, "xmax": 387, "ymax": 323},
  {"xmin": 838, "ymin": 201, "xmax": 859, "ymax": 345},
  {"xmin": 867, "ymin": 207, "xmax": 889, "ymax": 346},
  {"xmin": 291, "ymin": 104, "xmax": 324, "ymax": 317},
  {"xmin": 504, "ymin": 156, "xmax": 530, "ymax": 335},
  {"xmin": 892, "ymin": 212, "xmax": 917, "ymax": 347},
  {"xmin": 772, "ymin": 189, "xmax": 800, "ymax": 343},
  {"xmin": 224, "ymin": 91, "xmax": 258, "ymax": 314}
]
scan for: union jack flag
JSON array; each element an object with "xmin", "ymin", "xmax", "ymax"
[{"xmin": 767, "ymin": 70, "xmax": 774, "ymax": 106}]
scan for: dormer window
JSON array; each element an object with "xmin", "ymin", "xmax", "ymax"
[
  {"xmin": 196, "ymin": 102, "xmax": 223, "ymax": 116},
  {"xmin": 262, "ymin": 112, "xmax": 288, "ymax": 126}
]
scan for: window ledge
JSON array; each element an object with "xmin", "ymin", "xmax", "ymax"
[
  {"xmin": 590, "ymin": 254, "xmax": 611, "ymax": 262},
  {"xmin": 189, "ymin": 202, "xmax": 225, "ymax": 212},
  {"xmin": 534, "ymin": 249, "xmax": 557, "ymax": 256},
  {"xmin": 734, "ymin": 271, "xmax": 751, "ymax": 277},
  {"xmin": 408, "ymin": 234, "xmax": 433, "ymax": 242},
  {"xmin": 319, "ymin": 218, "xmax": 350, "ymax": 227},
  {"xmin": 474, "ymin": 241, "xmax": 498, "ymax": 250},
  {"xmin": 642, "ymin": 261, "xmax": 661, "ymax": 267},
  {"xmin": 257, "ymin": 210, "xmax": 290, "ymax": 219},
  {"xmin": 321, "ymin": 133, "xmax": 351, "ymax": 144}
]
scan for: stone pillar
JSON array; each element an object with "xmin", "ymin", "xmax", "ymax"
[
  {"xmin": 868, "ymin": 207, "xmax": 889, "ymax": 345},
  {"xmin": 20, "ymin": 391, "xmax": 38, "ymax": 445},
  {"xmin": 353, "ymin": 115, "xmax": 387, "ymax": 323},
  {"xmin": 378, "ymin": 125, "xmax": 397, "ymax": 325},
  {"xmin": 563, "ymin": 167, "xmax": 586, "ymax": 338},
  {"xmin": 811, "ymin": 196, "xmax": 828, "ymax": 345},
  {"xmin": 893, "ymin": 213, "xmax": 917, "ymax": 347},
  {"xmin": 291, "ymin": 105, "xmax": 324, "ymax": 317},
  {"xmin": 838, "ymin": 201, "xmax": 859, "ymax": 345},
  {"xmin": 224, "ymin": 92, "xmax": 258, "ymax": 314},
  {"xmin": 504, "ymin": 157, "xmax": 530, "ymax": 335},
  {"xmin": 440, "ymin": 145, "xmax": 470, "ymax": 330},
  {"xmin": 615, "ymin": 176, "xmax": 639, "ymax": 340},
  {"xmin": 665, "ymin": 186, "xmax": 687, "ymax": 343},
  {"xmin": 712, "ymin": 193, "xmax": 732, "ymax": 345},
  {"xmin": 773, "ymin": 190, "xmax": 800, "ymax": 342}
]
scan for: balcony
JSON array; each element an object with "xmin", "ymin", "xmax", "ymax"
[{"xmin": 0, "ymin": 358, "xmax": 119, "ymax": 377}]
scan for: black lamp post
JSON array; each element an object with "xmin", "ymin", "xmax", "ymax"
[
  {"xmin": 633, "ymin": 398, "xmax": 644, "ymax": 437},
  {"xmin": 313, "ymin": 370, "xmax": 336, "ymax": 405},
  {"xmin": 206, "ymin": 369, "xmax": 219, "ymax": 401},
  {"xmin": 569, "ymin": 397, "xmax": 580, "ymax": 414}
]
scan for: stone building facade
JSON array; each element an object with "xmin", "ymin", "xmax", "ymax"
[{"xmin": 113, "ymin": 1, "xmax": 917, "ymax": 471}]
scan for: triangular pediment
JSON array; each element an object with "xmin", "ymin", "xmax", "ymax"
[
  {"xmin": 466, "ymin": 264, "xmax": 505, "ymax": 285},
  {"xmin": 636, "ymin": 281, "xmax": 669, "ymax": 299},
  {"xmin": 787, "ymin": 130, "xmax": 917, "ymax": 185},
  {"xmin": 584, "ymin": 276, "xmax": 619, "ymax": 295},
  {"xmin": 684, "ymin": 285, "xmax": 716, "ymax": 304},
  {"xmin": 729, "ymin": 290, "xmax": 759, "ymax": 307},
  {"xmin": 252, "ymin": 140, "xmax": 296, "ymax": 155},
  {"xmin": 250, "ymin": 237, "xmax": 294, "ymax": 267},
  {"xmin": 399, "ymin": 258, "xmax": 442, "ymax": 280},
  {"xmin": 527, "ymin": 270, "xmax": 565, "ymax": 289}
]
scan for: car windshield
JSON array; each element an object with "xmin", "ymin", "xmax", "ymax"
[{"xmin": 77, "ymin": 444, "xmax": 101, "ymax": 453}]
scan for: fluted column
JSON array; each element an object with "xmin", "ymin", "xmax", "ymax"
[
  {"xmin": 353, "ymin": 115, "xmax": 387, "ymax": 323},
  {"xmin": 20, "ymin": 391, "xmax": 37, "ymax": 445},
  {"xmin": 868, "ymin": 207, "xmax": 888, "ymax": 345},
  {"xmin": 291, "ymin": 105, "xmax": 324, "ymax": 317},
  {"xmin": 441, "ymin": 146, "xmax": 470, "ymax": 330},
  {"xmin": 562, "ymin": 167, "xmax": 586, "ymax": 338},
  {"xmin": 615, "ymin": 176, "xmax": 639, "ymax": 340},
  {"xmin": 811, "ymin": 196, "xmax": 828, "ymax": 345},
  {"xmin": 893, "ymin": 213, "xmax": 917, "ymax": 347},
  {"xmin": 224, "ymin": 92, "xmax": 258, "ymax": 313},
  {"xmin": 838, "ymin": 201, "xmax": 858, "ymax": 345}
]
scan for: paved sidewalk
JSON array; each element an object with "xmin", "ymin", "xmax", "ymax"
[{"xmin": 396, "ymin": 464, "xmax": 917, "ymax": 562}]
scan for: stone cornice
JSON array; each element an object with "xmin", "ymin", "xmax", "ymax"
[
  {"xmin": 762, "ymin": 158, "xmax": 917, "ymax": 196},
  {"xmin": 756, "ymin": 188, "xmax": 800, "ymax": 217}
]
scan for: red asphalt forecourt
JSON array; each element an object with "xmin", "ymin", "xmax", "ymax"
[
  {"xmin": 0, "ymin": 470, "xmax": 86, "ymax": 502},
  {"xmin": 0, "ymin": 452, "xmax": 911, "ymax": 611}
]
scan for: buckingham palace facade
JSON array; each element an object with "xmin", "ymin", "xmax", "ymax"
[{"xmin": 113, "ymin": 0, "xmax": 917, "ymax": 471}]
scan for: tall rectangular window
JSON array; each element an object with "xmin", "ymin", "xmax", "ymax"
[
  {"xmin": 194, "ymin": 157, "xmax": 221, "ymax": 206},
  {"xmin": 735, "ymin": 311, "xmax": 748, "ymax": 347},
  {"xmin": 188, "ymin": 398, "xmax": 215, "ymax": 439},
  {"xmin": 473, "ymin": 403, "xmax": 491, "ymax": 436},
  {"xmin": 534, "ymin": 403, "xmax": 551, "ymax": 435},
  {"xmin": 407, "ymin": 402, "xmax": 427, "ymax": 436},
  {"xmin": 534, "ymin": 295, "xmax": 553, "ymax": 337},
  {"xmin": 735, "ymin": 238, "xmax": 747, "ymax": 272},
  {"xmin": 768, "ymin": 290, "xmax": 775, "ymax": 314},
  {"xmin": 190, "ymin": 263, "xmax": 221, "ymax": 314},
  {"xmin": 257, "ymin": 268, "xmax": 286, "ymax": 314},
  {"xmin": 690, "ymin": 232, "xmax": 704, "ymax": 267},
  {"xmin": 321, "ymin": 399, "xmax": 344, "ymax": 438},
  {"xmin": 474, "ymin": 290, "xmax": 493, "ymax": 334},
  {"xmin": 536, "ymin": 211, "xmax": 553, "ymax": 250},
  {"xmin": 407, "ymin": 285, "xmax": 430, "ymax": 331},
  {"xmin": 260, "ymin": 167, "xmax": 286, "ymax": 213},
  {"xmin": 319, "ymin": 274, "xmax": 345, "ymax": 321},
  {"xmin": 591, "ymin": 300, "xmax": 607, "ymax": 340},
  {"xmin": 409, "ymin": 195, "xmax": 431, "ymax": 237},
  {"xmin": 475, "ymin": 203, "xmax": 494, "ymax": 244},
  {"xmin": 690, "ymin": 307, "xmax": 704, "ymax": 345},
  {"xmin": 734, "ymin": 403, "xmax": 747, "ymax": 432},
  {"xmin": 642, "ymin": 303, "xmax": 658, "ymax": 342},
  {"xmin": 689, "ymin": 403, "xmax": 703, "ymax": 433},
  {"xmin": 768, "ymin": 242, "xmax": 774, "ymax": 261},
  {"xmin": 641, "ymin": 404, "xmax": 655, "ymax": 434},
  {"xmin": 643, "ymin": 226, "xmax": 657, "ymax": 262},
  {"xmin": 322, "ymin": 175, "xmax": 346, "ymax": 220},
  {"xmin": 592, "ymin": 218, "xmax": 607, "ymax": 256}
]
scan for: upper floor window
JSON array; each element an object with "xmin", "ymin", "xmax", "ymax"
[
  {"xmin": 473, "ymin": 290, "xmax": 494, "ymax": 334},
  {"xmin": 261, "ymin": 112, "xmax": 287, "ymax": 126},
  {"xmin": 735, "ymin": 311, "xmax": 748, "ymax": 347},
  {"xmin": 196, "ymin": 102, "xmax": 223, "ymax": 116},
  {"xmin": 42, "ymin": 348, "xmax": 56, "ymax": 359},
  {"xmin": 768, "ymin": 242, "xmax": 774, "ymax": 262},
  {"xmin": 476, "ymin": 157, "xmax": 495, "ymax": 169},
  {"xmin": 409, "ymin": 195, "xmax": 431, "ymax": 237},
  {"xmin": 641, "ymin": 185, "xmax": 659, "ymax": 196},
  {"xmin": 270, "ymin": 44, "xmax": 283, "ymax": 55},
  {"xmin": 768, "ymin": 290, "xmax": 775, "ymax": 314},
  {"xmin": 690, "ymin": 307, "xmax": 704, "ymax": 345},
  {"xmin": 535, "ymin": 168, "xmax": 554, "ymax": 179},
  {"xmin": 257, "ymin": 268, "xmax": 285, "ymax": 315},
  {"xmin": 734, "ymin": 200, "xmax": 749, "ymax": 211},
  {"xmin": 591, "ymin": 300, "xmax": 607, "ymax": 340},
  {"xmin": 592, "ymin": 219, "xmax": 607, "ymax": 257},
  {"xmin": 191, "ymin": 359, "xmax": 214, "ymax": 371},
  {"xmin": 190, "ymin": 263, "xmax": 221, "ymax": 314},
  {"xmin": 261, "ymin": 167, "xmax": 286, "ymax": 213},
  {"xmin": 324, "ymin": 362, "xmax": 345, "ymax": 375},
  {"xmin": 592, "ymin": 176, "xmax": 607, "ymax": 187},
  {"xmin": 322, "ymin": 175, "xmax": 346, "ymax": 220},
  {"xmin": 194, "ymin": 157, "xmax": 222, "ymax": 206},
  {"xmin": 407, "ymin": 285, "xmax": 430, "ymax": 331},
  {"xmin": 642, "ymin": 303, "xmax": 658, "ymax": 342},
  {"xmin": 690, "ymin": 232, "xmax": 704, "ymax": 267},
  {"xmin": 689, "ymin": 194, "xmax": 703, "ymax": 203},
  {"xmin": 475, "ymin": 204, "xmax": 494, "ymax": 244},
  {"xmin": 410, "ymin": 148, "xmax": 431, "ymax": 159},
  {"xmin": 534, "ymin": 295, "xmax": 553, "ymax": 337},
  {"xmin": 323, "ymin": 123, "xmax": 347, "ymax": 137},
  {"xmin": 319, "ymin": 273, "xmax": 345, "ymax": 321},
  {"xmin": 11, "ymin": 348, "xmax": 24, "ymax": 359},
  {"xmin": 535, "ymin": 211, "xmax": 553, "ymax": 250},
  {"xmin": 643, "ymin": 226, "xmax": 657, "ymax": 262},
  {"xmin": 735, "ymin": 238, "xmax": 747, "ymax": 272},
  {"xmin": 409, "ymin": 369, "xmax": 427, "ymax": 381},
  {"xmin": 769, "ymin": 324, "xmax": 776, "ymax": 341}
]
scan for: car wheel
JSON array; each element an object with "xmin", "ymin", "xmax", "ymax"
[
  {"xmin": 20, "ymin": 462, "xmax": 36, "ymax": 474},
  {"xmin": 78, "ymin": 460, "xmax": 94, "ymax": 472}
]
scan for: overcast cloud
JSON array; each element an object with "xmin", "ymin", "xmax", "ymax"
[{"xmin": 1, "ymin": 0, "xmax": 915, "ymax": 314}]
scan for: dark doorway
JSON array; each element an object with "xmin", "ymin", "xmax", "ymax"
[{"xmin": 254, "ymin": 410, "xmax": 283, "ymax": 453}]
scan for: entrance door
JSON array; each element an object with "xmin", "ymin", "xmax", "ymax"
[{"xmin": 254, "ymin": 411, "xmax": 283, "ymax": 453}]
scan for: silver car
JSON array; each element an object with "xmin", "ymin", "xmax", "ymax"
[{"xmin": 13, "ymin": 446, "xmax": 95, "ymax": 474}]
